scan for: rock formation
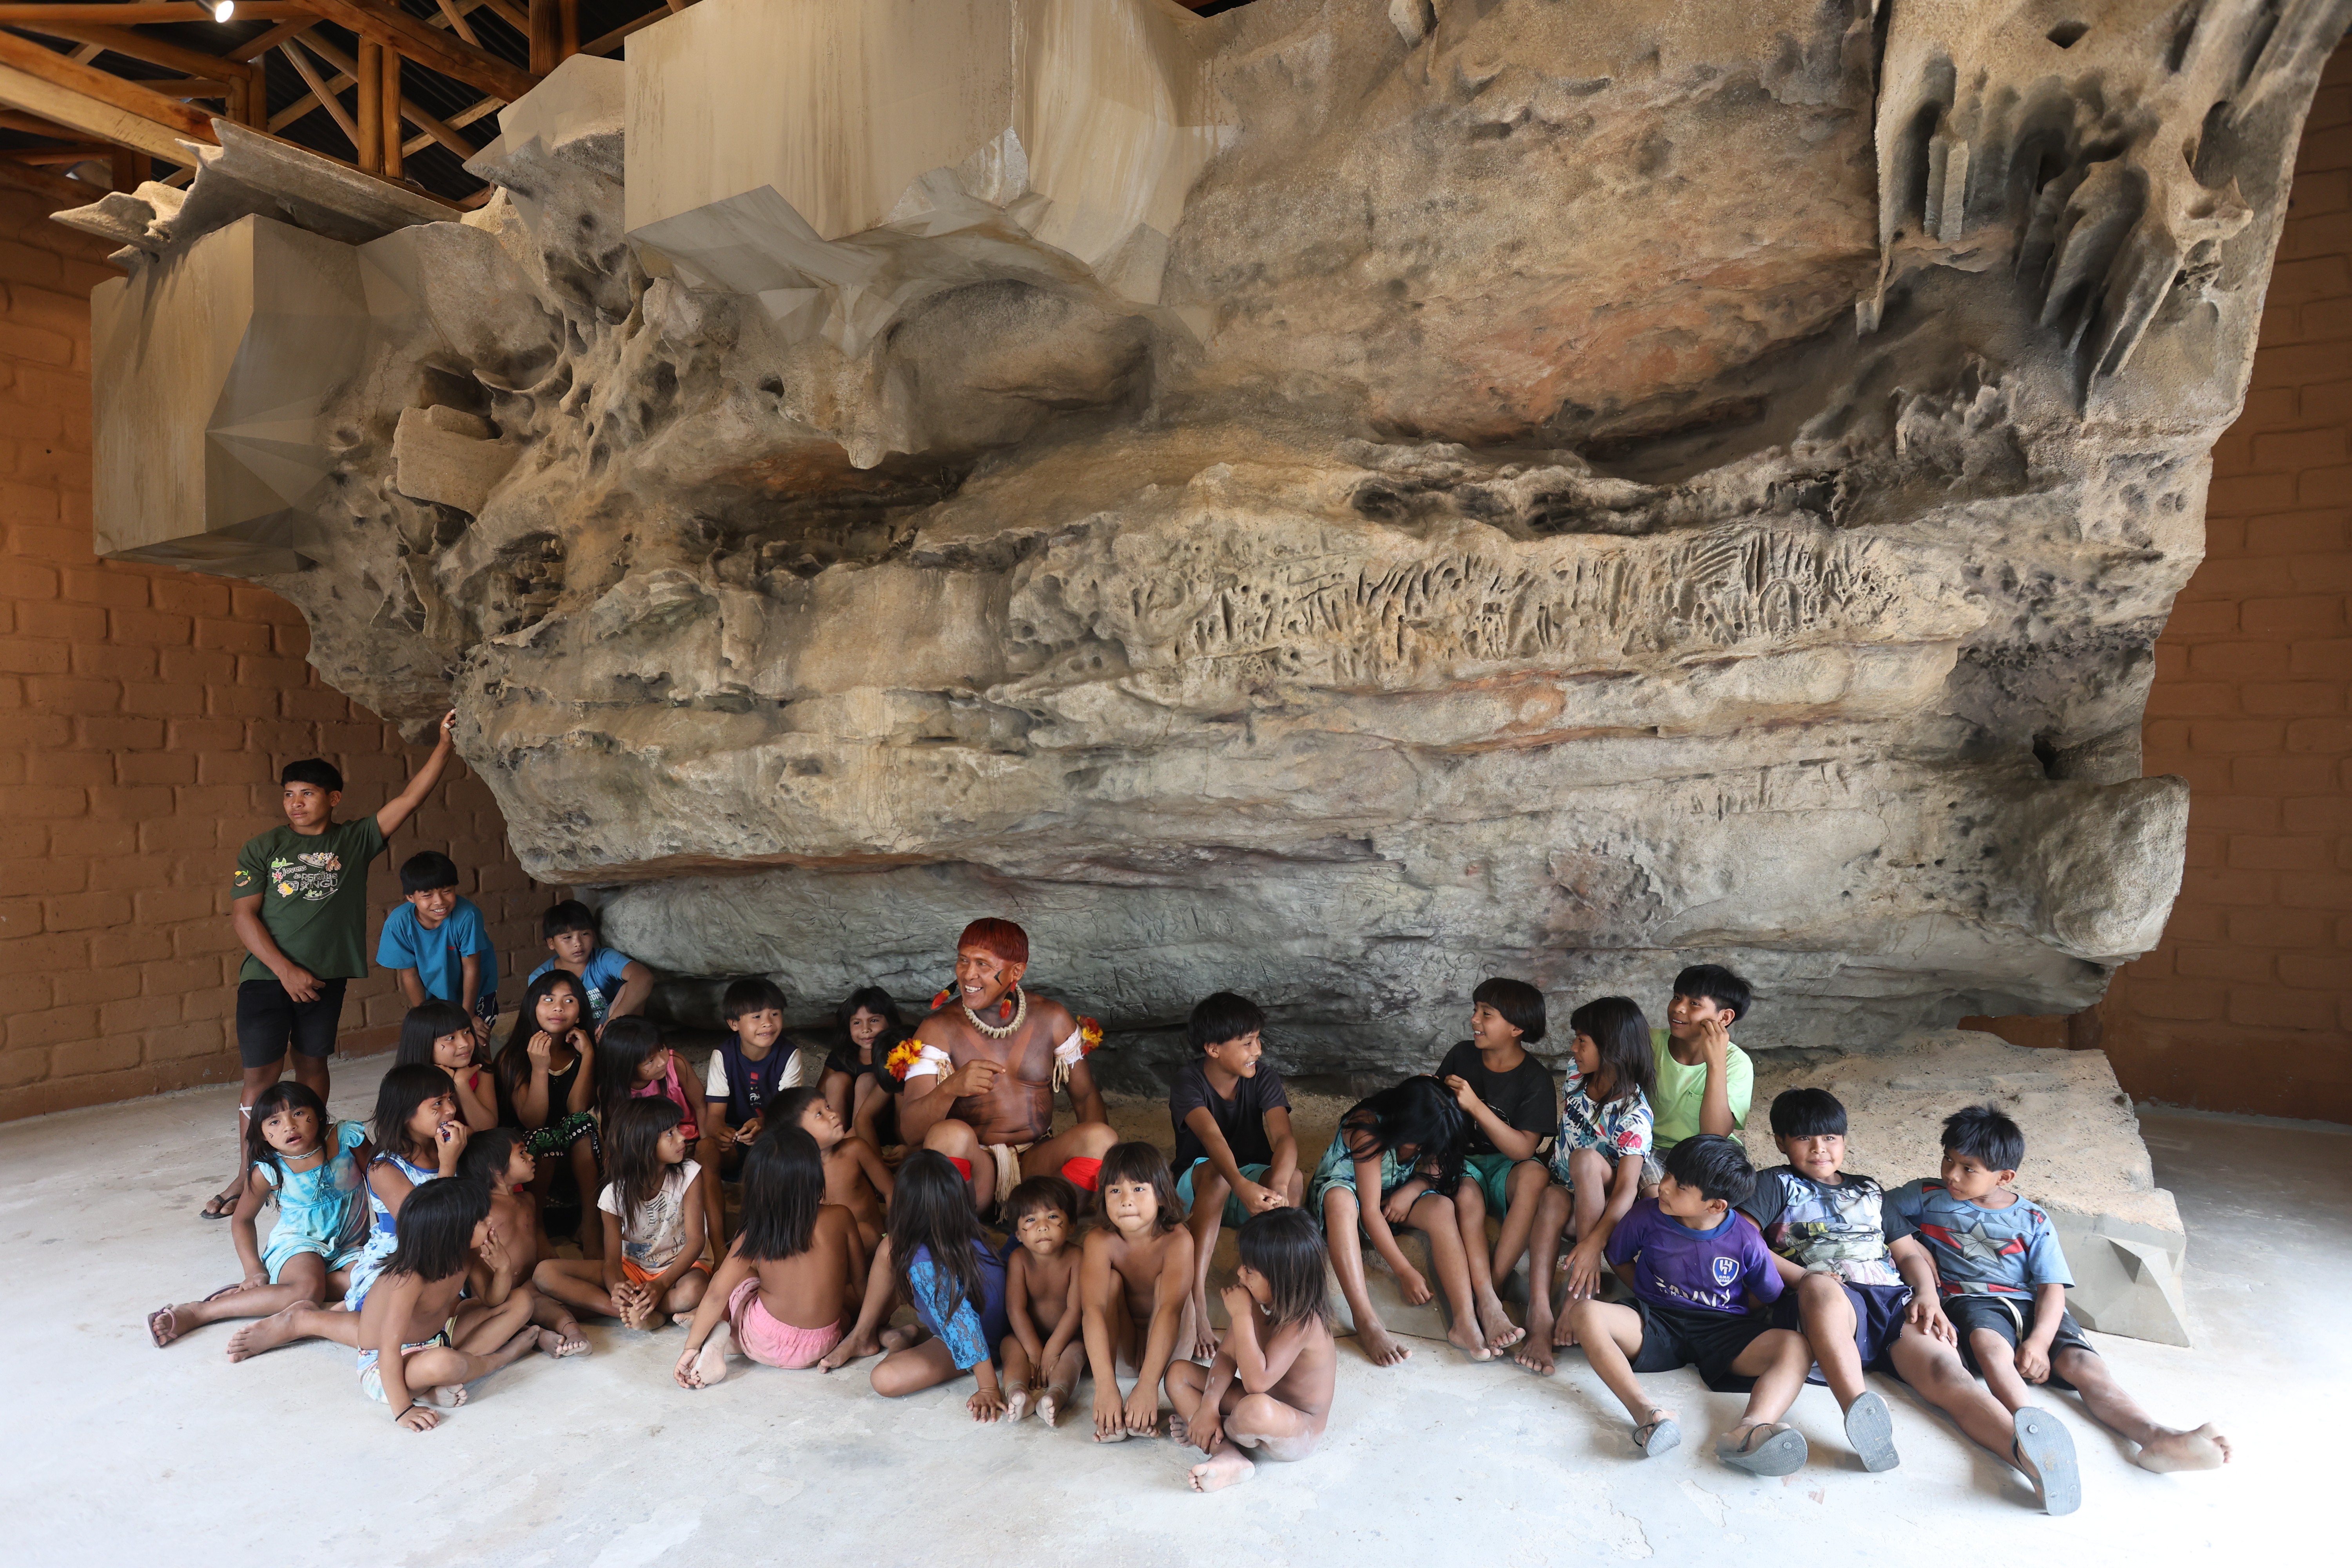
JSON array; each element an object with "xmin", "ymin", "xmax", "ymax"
[{"xmin": 72, "ymin": 0, "xmax": 2352, "ymax": 1079}]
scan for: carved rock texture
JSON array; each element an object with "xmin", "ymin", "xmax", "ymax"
[{"xmin": 80, "ymin": 0, "xmax": 2352, "ymax": 1073}]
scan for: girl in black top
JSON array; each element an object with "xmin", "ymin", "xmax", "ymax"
[{"xmin": 820, "ymin": 986, "xmax": 912, "ymax": 1149}]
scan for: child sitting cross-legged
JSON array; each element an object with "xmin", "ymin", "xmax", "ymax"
[
  {"xmin": 1165, "ymin": 1207, "xmax": 1338, "ymax": 1494},
  {"xmin": 1737, "ymin": 1088, "xmax": 1939, "ymax": 1473},
  {"xmin": 598, "ymin": 1016, "xmax": 727, "ymax": 1255},
  {"xmin": 532, "ymin": 1098, "xmax": 713, "ymax": 1331},
  {"xmin": 1170, "ymin": 992, "xmax": 1304, "ymax": 1361},
  {"xmin": 1884, "ymin": 1104, "xmax": 2228, "ymax": 1514},
  {"xmin": 1439, "ymin": 977, "xmax": 1559, "ymax": 1357},
  {"xmin": 1307, "ymin": 1075, "xmax": 1485, "ymax": 1365},
  {"xmin": 396, "ymin": 1001, "xmax": 499, "ymax": 1132},
  {"xmin": 1518, "ymin": 998, "xmax": 1656, "ymax": 1374},
  {"xmin": 358, "ymin": 1176, "xmax": 577, "ymax": 1432},
  {"xmin": 998, "ymin": 1175, "xmax": 1086, "ymax": 1425},
  {"xmin": 456, "ymin": 1130, "xmax": 590, "ymax": 1357},
  {"xmin": 494, "ymin": 969, "xmax": 601, "ymax": 1259},
  {"xmin": 1562, "ymin": 1135, "xmax": 1813, "ymax": 1474},
  {"xmin": 1083, "ymin": 1142, "xmax": 1198, "ymax": 1441},
  {"xmin": 773, "ymin": 1085, "xmax": 893, "ymax": 1253},
  {"xmin": 820, "ymin": 1149, "xmax": 1013, "ymax": 1423},
  {"xmin": 147, "ymin": 1082, "xmax": 370, "ymax": 1349},
  {"xmin": 675, "ymin": 1126, "xmax": 867, "ymax": 1385}
]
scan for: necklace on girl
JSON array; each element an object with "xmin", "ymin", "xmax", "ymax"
[{"xmin": 962, "ymin": 985, "xmax": 1027, "ymax": 1040}]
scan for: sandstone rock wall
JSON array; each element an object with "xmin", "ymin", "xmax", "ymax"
[{"xmin": 72, "ymin": 1, "xmax": 2352, "ymax": 1074}]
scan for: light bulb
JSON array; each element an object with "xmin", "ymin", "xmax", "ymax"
[{"xmin": 212, "ymin": 1, "xmax": 235, "ymax": 21}]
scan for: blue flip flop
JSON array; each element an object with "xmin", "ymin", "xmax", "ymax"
[
  {"xmin": 1844, "ymin": 1390, "xmax": 1900, "ymax": 1472},
  {"xmin": 2013, "ymin": 1406, "xmax": 2081, "ymax": 1515}
]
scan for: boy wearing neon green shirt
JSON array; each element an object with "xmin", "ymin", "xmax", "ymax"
[{"xmin": 1649, "ymin": 964, "xmax": 1754, "ymax": 1158}]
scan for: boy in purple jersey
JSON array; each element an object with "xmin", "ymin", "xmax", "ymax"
[
  {"xmin": 1884, "ymin": 1104, "xmax": 2228, "ymax": 1511},
  {"xmin": 1561, "ymin": 1136, "xmax": 1815, "ymax": 1476}
]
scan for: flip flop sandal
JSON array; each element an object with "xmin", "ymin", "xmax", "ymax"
[
  {"xmin": 1844, "ymin": 1389, "xmax": 1900, "ymax": 1473},
  {"xmin": 146, "ymin": 1306, "xmax": 179, "ymax": 1349},
  {"xmin": 1632, "ymin": 1411, "xmax": 1682, "ymax": 1458},
  {"xmin": 2013, "ymin": 1406, "xmax": 2081, "ymax": 1516},
  {"xmin": 198, "ymin": 1191, "xmax": 240, "ymax": 1220},
  {"xmin": 1718, "ymin": 1424, "xmax": 1809, "ymax": 1477}
]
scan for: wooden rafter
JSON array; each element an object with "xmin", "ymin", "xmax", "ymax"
[
  {"xmin": 278, "ymin": 34, "xmax": 357, "ymax": 151},
  {"xmin": 298, "ymin": 0, "xmax": 534, "ymax": 101},
  {"xmin": 0, "ymin": 4, "xmax": 313, "ymax": 21},
  {"xmin": 0, "ymin": 25, "xmax": 214, "ymax": 159}
]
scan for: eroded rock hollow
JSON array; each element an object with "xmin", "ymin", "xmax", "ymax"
[{"xmin": 77, "ymin": 0, "xmax": 2352, "ymax": 1076}]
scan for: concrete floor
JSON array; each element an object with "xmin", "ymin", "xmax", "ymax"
[{"xmin": 6, "ymin": 1059, "xmax": 2339, "ymax": 1566}]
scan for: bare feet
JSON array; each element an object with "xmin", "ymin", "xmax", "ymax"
[
  {"xmin": 1005, "ymin": 1384, "xmax": 1034, "ymax": 1421},
  {"xmin": 819, "ymin": 1329, "xmax": 879, "ymax": 1372},
  {"xmin": 878, "ymin": 1325, "xmax": 916, "ymax": 1352},
  {"xmin": 1038, "ymin": 1385, "xmax": 1071, "ymax": 1427},
  {"xmin": 1189, "ymin": 1450, "xmax": 1256, "ymax": 1493},
  {"xmin": 537, "ymin": 1325, "xmax": 590, "ymax": 1358},
  {"xmin": 1356, "ymin": 1320, "xmax": 1413, "ymax": 1367},
  {"xmin": 1446, "ymin": 1316, "xmax": 1494, "ymax": 1362},
  {"xmin": 1551, "ymin": 1310, "xmax": 1579, "ymax": 1351},
  {"xmin": 225, "ymin": 1302, "xmax": 317, "ymax": 1362},
  {"xmin": 1474, "ymin": 1288, "xmax": 1525, "ymax": 1352},
  {"xmin": 1514, "ymin": 1307, "xmax": 1556, "ymax": 1374},
  {"xmin": 2136, "ymin": 1423, "xmax": 2230, "ymax": 1473},
  {"xmin": 420, "ymin": 1382, "xmax": 470, "ymax": 1408},
  {"xmin": 690, "ymin": 1324, "xmax": 731, "ymax": 1385}
]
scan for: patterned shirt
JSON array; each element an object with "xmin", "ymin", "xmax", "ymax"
[
  {"xmin": 907, "ymin": 1241, "xmax": 1008, "ymax": 1370},
  {"xmin": 1739, "ymin": 1167, "xmax": 1912, "ymax": 1287},
  {"xmin": 1885, "ymin": 1178, "xmax": 2073, "ymax": 1299},
  {"xmin": 1549, "ymin": 1065, "xmax": 1654, "ymax": 1184}
]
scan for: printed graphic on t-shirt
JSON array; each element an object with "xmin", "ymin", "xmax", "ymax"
[
  {"xmin": 1750, "ymin": 1171, "xmax": 1905, "ymax": 1287},
  {"xmin": 258, "ymin": 850, "xmax": 345, "ymax": 902}
]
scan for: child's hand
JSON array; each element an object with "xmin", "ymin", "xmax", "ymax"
[
  {"xmin": 396, "ymin": 1403, "xmax": 441, "ymax": 1432},
  {"xmin": 528, "ymin": 1032, "xmax": 553, "ymax": 1071},
  {"xmin": 435, "ymin": 1119, "xmax": 470, "ymax": 1166},
  {"xmin": 2014, "ymin": 1342, "xmax": 2052, "ymax": 1384},
  {"xmin": 1397, "ymin": 1265, "xmax": 1432, "ymax": 1307},
  {"xmin": 1187, "ymin": 1404, "xmax": 1225, "ymax": 1454},
  {"xmin": 1219, "ymin": 1283, "xmax": 1256, "ymax": 1324},
  {"xmin": 1559, "ymin": 1242, "xmax": 1604, "ymax": 1301},
  {"xmin": 238, "ymin": 1270, "xmax": 269, "ymax": 1292},
  {"xmin": 1908, "ymin": 1295, "xmax": 1956, "ymax": 1345},
  {"xmin": 739, "ymin": 1116, "xmax": 762, "ymax": 1144},
  {"xmin": 473, "ymin": 1014, "xmax": 495, "ymax": 1045},
  {"xmin": 1380, "ymin": 1187, "xmax": 1418, "ymax": 1226},
  {"xmin": 1442, "ymin": 1074, "xmax": 1485, "ymax": 1115},
  {"xmin": 712, "ymin": 1123, "xmax": 737, "ymax": 1152},
  {"xmin": 1692, "ymin": 1016, "xmax": 1731, "ymax": 1066},
  {"xmin": 968, "ymin": 1385, "xmax": 1007, "ymax": 1423},
  {"xmin": 1093, "ymin": 1383, "xmax": 1126, "ymax": 1441},
  {"xmin": 675, "ymin": 1345, "xmax": 706, "ymax": 1388}
]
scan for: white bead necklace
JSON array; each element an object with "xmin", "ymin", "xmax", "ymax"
[{"xmin": 962, "ymin": 985, "xmax": 1027, "ymax": 1040}]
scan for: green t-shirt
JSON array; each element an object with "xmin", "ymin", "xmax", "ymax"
[
  {"xmin": 232, "ymin": 817, "xmax": 388, "ymax": 985},
  {"xmin": 1648, "ymin": 1027, "xmax": 1753, "ymax": 1150}
]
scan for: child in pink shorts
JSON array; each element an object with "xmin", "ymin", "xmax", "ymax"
[{"xmin": 675, "ymin": 1125, "xmax": 866, "ymax": 1386}]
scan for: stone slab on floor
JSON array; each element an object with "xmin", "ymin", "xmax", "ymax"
[{"xmin": 1742, "ymin": 1031, "xmax": 2191, "ymax": 1346}]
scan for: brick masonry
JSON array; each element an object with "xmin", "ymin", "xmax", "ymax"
[
  {"xmin": 1964, "ymin": 48, "xmax": 2352, "ymax": 1123},
  {"xmin": 0, "ymin": 185, "xmax": 554, "ymax": 1121}
]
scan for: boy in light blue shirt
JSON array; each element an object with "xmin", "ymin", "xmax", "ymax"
[
  {"xmin": 376, "ymin": 850, "xmax": 499, "ymax": 1041},
  {"xmin": 526, "ymin": 898, "xmax": 651, "ymax": 1034}
]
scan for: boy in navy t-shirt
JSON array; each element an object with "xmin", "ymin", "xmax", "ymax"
[
  {"xmin": 376, "ymin": 850, "xmax": 501, "ymax": 1040},
  {"xmin": 1169, "ymin": 992, "xmax": 1303, "ymax": 1361},
  {"xmin": 1881, "ymin": 1104, "xmax": 2227, "ymax": 1514},
  {"xmin": 1561, "ymin": 1136, "xmax": 1815, "ymax": 1477}
]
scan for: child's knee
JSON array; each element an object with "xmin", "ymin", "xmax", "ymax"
[{"xmin": 922, "ymin": 1119, "xmax": 977, "ymax": 1155}]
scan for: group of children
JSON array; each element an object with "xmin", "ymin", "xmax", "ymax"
[{"xmin": 155, "ymin": 752, "xmax": 2228, "ymax": 1501}]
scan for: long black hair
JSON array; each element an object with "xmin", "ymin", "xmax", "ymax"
[
  {"xmin": 737, "ymin": 1126, "xmax": 824, "ymax": 1262},
  {"xmin": 604, "ymin": 1096, "xmax": 683, "ymax": 1238},
  {"xmin": 244, "ymin": 1080, "xmax": 334, "ymax": 1185},
  {"xmin": 889, "ymin": 1150, "xmax": 990, "ymax": 1325},
  {"xmin": 1239, "ymin": 1207, "xmax": 1331, "ymax": 1329},
  {"xmin": 594, "ymin": 1015, "xmax": 670, "ymax": 1129},
  {"xmin": 764, "ymin": 1084, "xmax": 828, "ymax": 1143},
  {"xmin": 371, "ymin": 1063, "xmax": 457, "ymax": 1164},
  {"xmin": 1335, "ymin": 1075, "xmax": 1465, "ymax": 1196},
  {"xmin": 1568, "ymin": 996, "xmax": 1655, "ymax": 1106},
  {"xmin": 495, "ymin": 968, "xmax": 591, "ymax": 1123},
  {"xmin": 456, "ymin": 1127, "xmax": 524, "ymax": 1190},
  {"xmin": 396, "ymin": 1000, "xmax": 479, "ymax": 1071},
  {"xmin": 837, "ymin": 985, "xmax": 911, "ymax": 1094},
  {"xmin": 382, "ymin": 1176, "xmax": 490, "ymax": 1283}
]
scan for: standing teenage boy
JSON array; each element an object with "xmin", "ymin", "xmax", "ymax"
[
  {"xmin": 201, "ymin": 711, "xmax": 460, "ymax": 1219},
  {"xmin": 1170, "ymin": 992, "xmax": 1304, "ymax": 1359}
]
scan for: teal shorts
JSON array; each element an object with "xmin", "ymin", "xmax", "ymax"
[
  {"xmin": 1462, "ymin": 1152, "xmax": 1542, "ymax": 1213},
  {"xmin": 1175, "ymin": 1158, "xmax": 1272, "ymax": 1230}
]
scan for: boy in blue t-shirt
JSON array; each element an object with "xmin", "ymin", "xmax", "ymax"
[
  {"xmin": 1562, "ymin": 1136, "xmax": 1814, "ymax": 1477},
  {"xmin": 1885, "ymin": 1105, "xmax": 2228, "ymax": 1513},
  {"xmin": 525, "ymin": 899, "xmax": 652, "ymax": 1036},
  {"xmin": 376, "ymin": 850, "xmax": 500, "ymax": 1040}
]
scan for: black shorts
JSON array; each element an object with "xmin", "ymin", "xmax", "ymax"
[
  {"xmin": 1944, "ymin": 1293, "xmax": 2096, "ymax": 1390},
  {"xmin": 1771, "ymin": 1279, "xmax": 1912, "ymax": 1381},
  {"xmin": 1628, "ymin": 1299, "xmax": 1779, "ymax": 1393},
  {"xmin": 235, "ymin": 977, "xmax": 348, "ymax": 1069}
]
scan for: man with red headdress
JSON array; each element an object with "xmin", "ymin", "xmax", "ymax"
[{"xmin": 892, "ymin": 918, "xmax": 1119, "ymax": 1217}]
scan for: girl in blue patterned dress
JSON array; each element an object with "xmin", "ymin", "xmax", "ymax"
[{"xmin": 146, "ymin": 1082, "xmax": 371, "ymax": 1347}]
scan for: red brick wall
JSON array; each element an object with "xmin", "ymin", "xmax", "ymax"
[
  {"xmin": 0, "ymin": 184, "xmax": 552, "ymax": 1121},
  {"xmin": 1974, "ymin": 50, "xmax": 2352, "ymax": 1123}
]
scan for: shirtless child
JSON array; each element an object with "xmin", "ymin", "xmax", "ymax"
[
  {"xmin": 774, "ymin": 1086, "xmax": 892, "ymax": 1252},
  {"xmin": 1082, "ymin": 1142, "xmax": 1197, "ymax": 1442},
  {"xmin": 894, "ymin": 918, "xmax": 1118, "ymax": 1216},
  {"xmin": 458, "ymin": 1130, "xmax": 589, "ymax": 1356},
  {"xmin": 677, "ymin": 1127, "xmax": 866, "ymax": 1384},
  {"xmin": 999, "ymin": 1176, "xmax": 1086, "ymax": 1425},
  {"xmin": 1166, "ymin": 1208, "xmax": 1337, "ymax": 1494}
]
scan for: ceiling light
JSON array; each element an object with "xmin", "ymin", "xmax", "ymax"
[{"xmin": 212, "ymin": 2, "xmax": 235, "ymax": 21}]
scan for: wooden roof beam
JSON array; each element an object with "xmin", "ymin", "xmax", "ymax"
[
  {"xmin": 0, "ymin": 28, "xmax": 214, "ymax": 160},
  {"xmin": 0, "ymin": 5, "xmax": 312, "ymax": 22},
  {"xmin": 297, "ymin": 0, "xmax": 535, "ymax": 102}
]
